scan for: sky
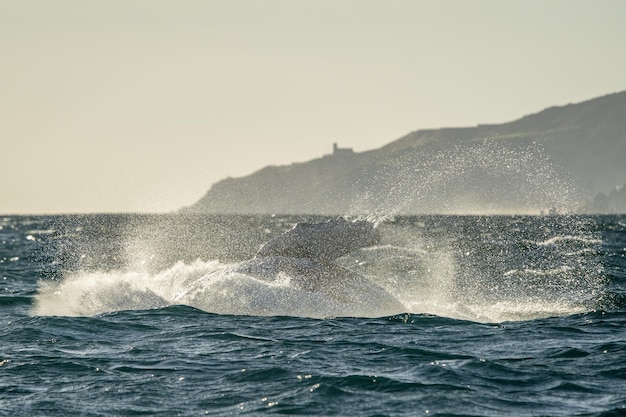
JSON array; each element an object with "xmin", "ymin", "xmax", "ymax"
[{"xmin": 2, "ymin": 0, "xmax": 625, "ymax": 214}]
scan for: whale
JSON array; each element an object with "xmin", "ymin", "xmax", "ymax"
[
  {"xmin": 254, "ymin": 217, "xmax": 381, "ymax": 262},
  {"xmin": 232, "ymin": 218, "xmax": 404, "ymax": 314}
]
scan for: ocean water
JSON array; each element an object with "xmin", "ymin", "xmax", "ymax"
[{"xmin": 1, "ymin": 214, "xmax": 625, "ymax": 416}]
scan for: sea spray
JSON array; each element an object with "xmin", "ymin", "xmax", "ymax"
[
  {"xmin": 347, "ymin": 140, "xmax": 579, "ymax": 217},
  {"xmin": 31, "ymin": 214, "xmax": 608, "ymax": 322},
  {"xmin": 32, "ymin": 259, "xmax": 406, "ymax": 318}
]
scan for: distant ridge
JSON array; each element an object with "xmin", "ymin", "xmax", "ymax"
[{"xmin": 184, "ymin": 91, "xmax": 626, "ymax": 214}]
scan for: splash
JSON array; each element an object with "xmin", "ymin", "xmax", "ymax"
[
  {"xmin": 347, "ymin": 140, "xmax": 579, "ymax": 218},
  {"xmin": 31, "ymin": 215, "xmax": 607, "ymax": 323},
  {"xmin": 31, "ymin": 259, "xmax": 406, "ymax": 318},
  {"xmin": 340, "ymin": 216, "xmax": 607, "ymax": 322}
]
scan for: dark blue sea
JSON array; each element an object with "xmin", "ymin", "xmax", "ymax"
[{"xmin": 1, "ymin": 214, "xmax": 625, "ymax": 416}]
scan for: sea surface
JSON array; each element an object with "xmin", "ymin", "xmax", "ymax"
[{"xmin": 1, "ymin": 214, "xmax": 625, "ymax": 416}]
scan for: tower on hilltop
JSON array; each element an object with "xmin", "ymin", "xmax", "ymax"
[{"xmin": 332, "ymin": 142, "xmax": 354, "ymax": 156}]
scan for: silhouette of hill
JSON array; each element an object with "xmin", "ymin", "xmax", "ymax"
[{"xmin": 184, "ymin": 91, "xmax": 626, "ymax": 215}]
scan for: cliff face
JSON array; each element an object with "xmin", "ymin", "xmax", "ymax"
[{"xmin": 184, "ymin": 91, "xmax": 626, "ymax": 215}]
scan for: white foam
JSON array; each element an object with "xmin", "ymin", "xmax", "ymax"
[{"xmin": 31, "ymin": 259, "xmax": 407, "ymax": 319}]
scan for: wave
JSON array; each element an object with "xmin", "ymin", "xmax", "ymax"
[{"xmin": 534, "ymin": 235, "xmax": 603, "ymax": 247}]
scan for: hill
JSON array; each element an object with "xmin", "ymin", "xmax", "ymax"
[{"xmin": 183, "ymin": 91, "xmax": 626, "ymax": 215}]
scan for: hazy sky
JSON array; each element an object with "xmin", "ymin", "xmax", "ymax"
[{"xmin": 2, "ymin": 0, "xmax": 625, "ymax": 214}]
